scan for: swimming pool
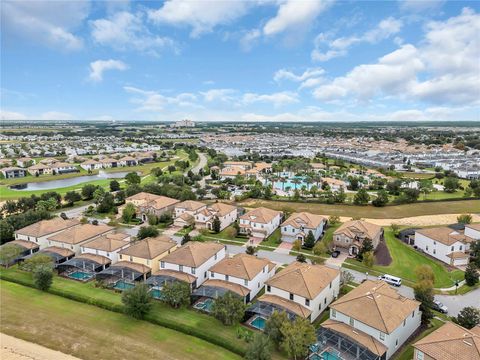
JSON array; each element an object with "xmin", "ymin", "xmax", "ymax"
[
  {"xmin": 113, "ymin": 280, "xmax": 135, "ymax": 291},
  {"xmin": 150, "ymin": 288, "xmax": 163, "ymax": 299},
  {"xmin": 194, "ymin": 298, "xmax": 214, "ymax": 312},
  {"xmin": 320, "ymin": 351, "xmax": 341, "ymax": 360},
  {"xmin": 270, "ymin": 176, "xmax": 314, "ymax": 191},
  {"xmin": 68, "ymin": 271, "xmax": 94, "ymax": 281},
  {"xmin": 249, "ymin": 315, "xmax": 266, "ymax": 331}
]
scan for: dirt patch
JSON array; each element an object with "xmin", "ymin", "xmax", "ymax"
[
  {"xmin": 375, "ymin": 240, "xmax": 392, "ymax": 266},
  {"xmin": 339, "ymin": 214, "xmax": 480, "ymax": 227}
]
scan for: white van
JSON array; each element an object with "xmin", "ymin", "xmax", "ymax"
[{"xmin": 378, "ymin": 274, "xmax": 402, "ymax": 287}]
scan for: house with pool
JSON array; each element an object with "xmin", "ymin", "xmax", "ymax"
[
  {"xmin": 96, "ymin": 261, "xmax": 152, "ymax": 290},
  {"xmin": 247, "ymin": 262, "xmax": 340, "ymax": 328},
  {"xmin": 57, "ymin": 253, "xmax": 112, "ymax": 281},
  {"xmin": 193, "ymin": 253, "xmax": 275, "ymax": 308},
  {"xmin": 333, "ymin": 220, "xmax": 383, "ymax": 256},
  {"xmin": 239, "ymin": 207, "xmax": 283, "ymax": 240},
  {"xmin": 81, "ymin": 232, "xmax": 131, "ymax": 263},
  {"xmin": 15, "ymin": 217, "xmax": 81, "ymax": 249},
  {"xmin": 195, "ymin": 202, "xmax": 238, "ymax": 232},
  {"xmin": 120, "ymin": 192, "xmax": 180, "ymax": 222},
  {"xmin": 118, "ymin": 155, "xmax": 138, "ymax": 167},
  {"xmin": 280, "ymin": 212, "xmax": 327, "ymax": 244},
  {"xmin": 173, "ymin": 200, "xmax": 207, "ymax": 228},
  {"xmin": 27, "ymin": 163, "xmax": 54, "ymax": 176},
  {"xmin": 24, "ymin": 246, "xmax": 75, "ymax": 267},
  {"xmin": 158, "ymin": 241, "xmax": 226, "ymax": 288},
  {"xmin": 80, "ymin": 159, "xmax": 102, "ymax": 171},
  {"xmin": 45, "ymin": 224, "xmax": 114, "ymax": 255},
  {"xmin": 118, "ymin": 235, "xmax": 178, "ymax": 272},
  {"xmin": 314, "ymin": 280, "xmax": 421, "ymax": 360},
  {"xmin": 0, "ymin": 239, "xmax": 39, "ymax": 266}
]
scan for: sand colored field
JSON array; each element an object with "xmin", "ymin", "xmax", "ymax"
[
  {"xmin": 1, "ymin": 333, "xmax": 81, "ymax": 360},
  {"xmin": 339, "ymin": 213, "xmax": 480, "ymax": 227}
]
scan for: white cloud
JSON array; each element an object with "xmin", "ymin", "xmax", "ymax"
[
  {"xmin": 201, "ymin": 89, "xmax": 236, "ymax": 102},
  {"xmin": 148, "ymin": 0, "xmax": 250, "ymax": 37},
  {"xmin": 240, "ymin": 29, "xmax": 261, "ymax": 51},
  {"xmin": 312, "ymin": 8, "xmax": 480, "ymax": 106},
  {"xmin": 88, "ymin": 60, "xmax": 128, "ymax": 82},
  {"xmin": 1, "ymin": 0, "xmax": 89, "ymax": 50},
  {"xmin": 399, "ymin": 0, "xmax": 445, "ymax": 12},
  {"xmin": 274, "ymin": 68, "xmax": 325, "ymax": 83},
  {"xmin": 242, "ymin": 91, "xmax": 299, "ymax": 107},
  {"xmin": 0, "ymin": 110, "xmax": 28, "ymax": 121},
  {"xmin": 0, "ymin": 110, "xmax": 75, "ymax": 120},
  {"xmin": 312, "ymin": 17, "xmax": 403, "ymax": 61},
  {"xmin": 124, "ymin": 86, "xmax": 199, "ymax": 111},
  {"xmin": 263, "ymin": 0, "xmax": 333, "ymax": 36},
  {"xmin": 40, "ymin": 111, "xmax": 74, "ymax": 120},
  {"xmin": 91, "ymin": 11, "xmax": 177, "ymax": 54}
]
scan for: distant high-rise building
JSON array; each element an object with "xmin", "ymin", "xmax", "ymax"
[{"xmin": 171, "ymin": 119, "xmax": 195, "ymax": 128}]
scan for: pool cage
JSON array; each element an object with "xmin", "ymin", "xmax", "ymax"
[
  {"xmin": 246, "ymin": 301, "xmax": 298, "ymax": 321},
  {"xmin": 96, "ymin": 264, "xmax": 147, "ymax": 286},
  {"xmin": 21, "ymin": 248, "xmax": 73, "ymax": 267},
  {"xmin": 57, "ymin": 257, "xmax": 108, "ymax": 279},
  {"xmin": 192, "ymin": 285, "xmax": 243, "ymax": 300},
  {"xmin": 314, "ymin": 327, "xmax": 386, "ymax": 360},
  {"xmin": 146, "ymin": 274, "xmax": 185, "ymax": 288}
]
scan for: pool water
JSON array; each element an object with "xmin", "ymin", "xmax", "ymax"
[
  {"xmin": 250, "ymin": 316, "xmax": 266, "ymax": 331},
  {"xmin": 194, "ymin": 298, "xmax": 214, "ymax": 312},
  {"xmin": 270, "ymin": 176, "xmax": 314, "ymax": 191},
  {"xmin": 114, "ymin": 280, "xmax": 135, "ymax": 290},
  {"xmin": 68, "ymin": 271, "xmax": 94, "ymax": 281},
  {"xmin": 321, "ymin": 351, "xmax": 341, "ymax": 360},
  {"xmin": 150, "ymin": 288, "xmax": 163, "ymax": 299}
]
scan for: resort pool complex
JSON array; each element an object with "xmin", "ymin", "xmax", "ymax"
[
  {"xmin": 113, "ymin": 280, "xmax": 135, "ymax": 291},
  {"xmin": 68, "ymin": 271, "xmax": 94, "ymax": 281},
  {"xmin": 270, "ymin": 177, "xmax": 314, "ymax": 191},
  {"xmin": 249, "ymin": 315, "xmax": 267, "ymax": 331},
  {"xmin": 194, "ymin": 298, "xmax": 214, "ymax": 312}
]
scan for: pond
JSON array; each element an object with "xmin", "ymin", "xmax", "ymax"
[{"xmin": 10, "ymin": 171, "xmax": 131, "ymax": 191}]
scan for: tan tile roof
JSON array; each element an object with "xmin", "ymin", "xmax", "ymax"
[
  {"xmin": 176, "ymin": 200, "xmax": 206, "ymax": 211},
  {"xmin": 9, "ymin": 239, "xmax": 39, "ymax": 250},
  {"xmin": 334, "ymin": 220, "xmax": 382, "ymax": 240},
  {"xmin": 119, "ymin": 236, "xmax": 176, "ymax": 259},
  {"xmin": 113, "ymin": 261, "xmax": 151, "ymax": 274},
  {"xmin": 152, "ymin": 269, "xmax": 197, "ymax": 284},
  {"xmin": 416, "ymin": 227, "xmax": 475, "ymax": 246},
  {"xmin": 82, "ymin": 159, "xmax": 100, "ymax": 165},
  {"xmin": 266, "ymin": 262, "xmax": 339, "ymax": 299},
  {"xmin": 413, "ymin": 322, "xmax": 480, "ymax": 360},
  {"xmin": 119, "ymin": 155, "xmax": 136, "ymax": 161},
  {"xmin": 47, "ymin": 224, "xmax": 113, "ymax": 245},
  {"xmin": 160, "ymin": 241, "xmax": 224, "ymax": 267},
  {"xmin": 16, "ymin": 218, "xmax": 80, "ymax": 238},
  {"xmin": 40, "ymin": 158, "xmax": 59, "ymax": 164},
  {"xmin": 446, "ymin": 251, "xmax": 469, "ymax": 259},
  {"xmin": 220, "ymin": 166, "xmax": 245, "ymax": 176},
  {"xmin": 202, "ymin": 279, "xmax": 250, "ymax": 296},
  {"xmin": 258, "ymin": 294, "xmax": 312, "ymax": 318},
  {"xmin": 240, "ymin": 207, "xmax": 282, "ymax": 224},
  {"xmin": 209, "ymin": 253, "xmax": 275, "ymax": 281},
  {"xmin": 178, "ymin": 213, "xmax": 194, "ymax": 222},
  {"xmin": 76, "ymin": 253, "xmax": 111, "ymax": 266},
  {"xmin": 281, "ymin": 212, "xmax": 327, "ymax": 230},
  {"xmin": 207, "ymin": 202, "xmax": 237, "ymax": 217},
  {"xmin": 321, "ymin": 319, "xmax": 388, "ymax": 356},
  {"xmin": 1, "ymin": 167, "xmax": 24, "ymax": 172},
  {"xmin": 224, "ymin": 161, "xmax": 252, "ymax": 167},
  {"xmin": 83, "ymin": 232, "xmax": 130, "ymax": 252},
  {"xmin": 28, "ymin": 163, "xmax": 51, "ymax": 170},
  {"xmin": 42, "ymin": 246, "xmax": 75, "ymax": 258},
  {"xmin": 130, "ymin": 192, "xmax": 180, "ymax": 210},
  {"xmin": 330, "ymin": 280, "xmax": 420, "ymax": 334},
  {"xmin": 126, "ymin": 191, "xmax": 160, "ymax": 202}
]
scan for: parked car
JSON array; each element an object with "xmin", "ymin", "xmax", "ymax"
[
  {"xmin": 378, "ymin": 274, "xmax": 402, "ymax": 287},
  {"xmin": 432, "ymin": 300, "xmax": 448, "ymax": 314},
  {"xmin": 331, "ymin": 250, "xmax": 340, "ymax": 258}
]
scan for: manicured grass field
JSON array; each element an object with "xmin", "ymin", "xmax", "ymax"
[
  {"xmin": 0, "ymin": 281, "xmax": 241, "ymax": 360},
  {"xmin": 344, "ymin": 230, "xmax": 464, "ymax": 288},
  {"xmin": 239, "ymin": 199, "xmax": 480, "ymax": 218},
  {"xmin": 261, "ymin": 228, "xmax": 282, "ymax": 247}
]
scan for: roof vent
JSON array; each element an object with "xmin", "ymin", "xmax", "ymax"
[{"xmin": 463, "ymin": 340, "xmax": 472, "ymax": 346}]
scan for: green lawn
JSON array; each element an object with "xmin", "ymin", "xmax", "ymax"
[
  {"xmin": 394, "ymin": 318, "xmax": 444, "ymax": 360},
  {"xmin": 344, "ymin": 230, "xmax": 464, "ymax": 288},
  {"xmin": 200, "ymin": 225, "xmax": 249, "ymax": 242},
  {"xmin": 261, "ymin": 228, "xmax": 282, "ymax": 247},
  {"xmin": 0, "ymin": 281, "xmax": 241, "ymax": 360}
]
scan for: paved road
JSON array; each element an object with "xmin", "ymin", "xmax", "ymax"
[
  {"xmin": 56, "ymin": 204, "xmax": 91, "ymax": 218},
  {"xmin": 190, "ymin": 152, "xmax": 207, "ymax": 174}
]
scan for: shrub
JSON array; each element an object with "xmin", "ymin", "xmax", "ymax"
[
  {"xmin": 121, "ymin": 283, "xmax": 153, "ymax": 319},
  {"xmin": 33, "ymin": 267, "xmax": 53, "ymax": 291}
]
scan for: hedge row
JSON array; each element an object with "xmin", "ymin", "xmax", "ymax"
[{"xmin": 0, "ymin": 274, "xmax": 246, "ymax": 357}]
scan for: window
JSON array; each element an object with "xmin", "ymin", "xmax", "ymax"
[
  {"xmin": 460, "ymin": 245, "xmax": 463, "ymax": 251},
  {"xmin": 129, "ymin": 256, "xmax": 133, "ymax": 261},
  {"xmin": 284, "ymin": 227, "xmax": 287, "ymax": 231},
  {"xmin": 329, "ymin": 282, "xmax": 332, "ymax": 289},
  {"xmin": 433, "ymin": 241, "xmax": 436, "ymax": 245},
  {"xmin": 416, "ymin": 351, "xmax": 424, "ymax": 360},
  {"xmin": 395, "ymin": 339, "xmax": 398, "ymax": 347},
  {"xmin": 451, "ymin": 246, "xmax": 454, "ymax": 251},
  {"xmin": 433, "ymin": 249, "xmax": 436, "ymax": 254},
  {"xmin": 305, "ymin": 299, "xmax": 310, "ymax": 306},
  {"xmin": 412, "ymin": 311, "xmax": 415, "ymax": 318},
  {"xmin": 214, "ymin": 253, "xmax": 217, "ymax": 260},
  {"xmin": 379, "ymin": 332, "xmax": 385, "ymax": 341},
  {"xmin": 331, "ymin": 309, "xmax": 336, "ymax": 318},
  {"xmin": 289, "ymin": 293, "xmax": 294, "ymax": 300},
  {"xmin": 120, "ymin": 255, "xmax": 123, "ymax": 260},
  {"xmin": 204, "ymin": 271, "xmax": 207, "ymax": 278},
  {"xmin": 160, "ymin": 261, "xmax": 165, "ymax": 269},
  {"xmin": 426, "ymin": 246, "xmax": 429, "ymax": 251},
  {"xmin": 225, "ymin": 275, "xmax": 229, "ymax": 281},
  {"xmin": 403, "ymin": 320, "xmax": 406, "ymax": 327},
  {"xmin": 244, "ymin": 279, "xmax": 248, "ymax": 286},
  {"xmin": 324, "ymin": 298, "xmax": 327, "ymax": 304},
  {"xmin": 263, "ymin": 266, "xmax": 266, "ymax": 273},
  {"xmin": 267, "ymin": 285, "xmax": 271, "ymax": 292},
  {"xmin": 191, "ymin": 267, "xmax": 196, "ymax": 274},
  {"xmin": 179, "ymin": 265, "xmax": 183, "ymax": 272},
  {"xmin": 211, "ymin": 272, "xmax": 215, "ymax": 278}
]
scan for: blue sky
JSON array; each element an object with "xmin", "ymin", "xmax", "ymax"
[{"xmin": 1, "ymin": 0, "xmax": 479, "ymax": 122}]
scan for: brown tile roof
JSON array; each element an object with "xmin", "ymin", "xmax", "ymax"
[
  {"xmin": 466, "ymin": 223, "xmax": 480, "ymax": 231},
  {"xmin": 160, "ymin": 241, "xmax": 224, "ymax": 267},
  {"xmin": 113, "ymin": 261, "xmax": 151, "ymax": 274},
  {"xmin": 82, "ymin": 159, "xmax": 100, "ymax": 165},
  {"xmin": 209, "ymin": 253, "xmax": 275, "ymax": 281},
  {"xmin": 16, "ymin": 218, "xmax": 80, "ymax": 238},
  {"xmin": 127, "ymin": 192, "xmax": 180, "ymax": 210},
  {"xmin": 334, "ymin": 220, "xmax": 382, "ymax": 240},
  {"xmin": 119, "ymin": 236, "xmax": 176, "ymax": 259},
  {"xmin": 321, "ymin": 319, "xmax": 388, "ymax": 356},
  {"xmin": 413, "ymin": 322, "xmax": 480, "ymax": 360},
  {"xmin": 9, "ymin": 239, "xmax": 39, "ymax": 250},
  {"xmin": 119, "ymin": 155, "xmax": 136, "ymax": 161},
  {"xmin": 176, "ymin": 200, "xmax": 206, "ymax": 211},
  {"xmin": 208, "ymin": 202, "xmax": 237, "ymax": 217},
  {"xmin": 152, "ymin": 269, "xmax": 197, "ymax": 284},
  {"xmin": 47, "ymin": 224, "xmax": 113, "ymax": 245},
  {"xmin": 82, "ymin": 232, "xmax": 130, "ymax": 252},
  {"xmin": 220, "ymin": 166, "xmax": 246, "ymax": 176},
  {"xmin": 76, "ymin": 253, "xmax": 111, "ymax": 266},
  {"xmin": 330, "ymin": 280, "xmax": 420, "ymax": 334},
  {"xmin": 416, "ymin": 227, "xmax": 475, "ymax": 246},
  {"xmin": 28, "ymin": 163, "xmax": 51, "ymax": 170},
  {"xmin": 258, "ymin": 294, "xmax": 312, "ymax": 318},
  {"xmin": 266, "ymin": 262, "xmax": 339, "ymax": 299},
  {"xmin": 240, "ymin": 207, "xmax": 282, "ymax": 224},
  {"xmin": 446, "ymin": 251, "xmax": 469, "ymax": 259},
  {"xmin": 202, "ymin": 279, "xmax": 250, "ymax": 297},
  {"xmin": 42, "ymin": 246, "xmax": 75, "ymax": 258},
  {"xmin": 281, "ymin": 212, "xmax": 327, "ymax": 230}
]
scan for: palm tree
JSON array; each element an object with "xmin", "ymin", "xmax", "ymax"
[
  {"xmin": 292, "ymin": 178, "xmax": 301, "ymax": 190},
  {"xmin": 280, "ymin": 177, "xmax": 286, "ymax": 191}
]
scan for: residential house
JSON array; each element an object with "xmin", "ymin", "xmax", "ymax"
[
  {"xmin": 415, "ymin": 227, "xmax": 476, "ymax": 266},
  {"xmin": 27, "ymin": 163, "xmax": 53, "ymax": 176},
  {"xmin": 118, "ymin": 155, "xmax": 138, "ymax": 166},
  {"xmin": 333, "ymin": 220, "xmax": 383, "ymax": 256},
  {"xmin": 158, "ymin": 241, "xmax": 226, "ymax": 288},
  {"xmin": 262, "ymin": 262, "xmax": 340, "ymax": 322},
  {"xmin": 80, "ymin": 159, "xmax": 102, "ymax": 171},
  {"xmin": 173, "ymin": 200, "xmax": 207, "ymax": 227},
  {"xmin": 16, "ymin": 157, "xmax": 35, "ymax": 168},
  {"xmin": 46, "ymin": 224, "xmax": 114, "ymax": 254},
  {"xmin": 203, "ymin": 253, "xmax": 275, "ymax": 303},
  {"xmin": 15, "ymin": 217, "xmax": 80, "ymax": 248},
  {"xmin": 81, "ymin": 232, "xmax": 131, "ymax": 263},
  {"xmin": 318, "ymin": 280, "xmax": 421, "ymax": 360},
  {"xmin": 1, "ymin": 167, "xmax": 26, "ymax": 178},
  {"xmin": 322, "ymin": 177, "xmax": 347, "ymax": 191},
  {"xmin": 219, "ymin": 165, "xmax": 246, "ymax": 179},
  {"xmin": 0, "ymin": 240, "xmax": 39, "ymax": 266},
  {"xmin": 50, "ymin": 162, "xmax": 78, "ymax": 174},
  {"xmin": 465, "ymin": 223, "xmax": 480, "ymax": 240},
  {"xmin": 280, "ymin": 212, "xmax": 327, "ymax": 244},
  {"xmin": 195, "ymin": 203, "xmax": 238, "ymax": 231},
  {"xmin": 239, "ymin": 207, "xmax": 283, "ymax": 239},
  {"xmin": 120, "ymin": 192, "xmax": 180, "ymax": 221},
  {"xmin": 99, "ymin": 158, "xmax": 119, "ymax": 168},
  {"xmin": 118, "ymin": 235, "xmax": 178, "ymax": 272},
  {"xmin": 413, "ymin": 321, "xmax": 480, "ymax": 360},
  {"xmin": 40, "ymin": 158, "xmax": 59, "ymax": 165}
]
